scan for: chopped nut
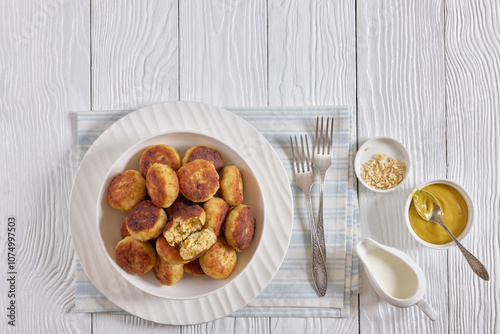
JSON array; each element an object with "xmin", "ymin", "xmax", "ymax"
[{"xmin": 360, "ymin": 154, "xmax": 406, "ymax": 190}]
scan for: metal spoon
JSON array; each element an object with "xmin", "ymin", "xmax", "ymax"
[{"xmin": 413, "ymin": 190, "xmax": 489, "ymax": 281}]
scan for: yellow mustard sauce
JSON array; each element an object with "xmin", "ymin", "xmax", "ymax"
[
  {"xmin": 409, "ymin": 183, "xmax": 468, "ymax": 244},
  {"xmin": 412, "ymin": 190, "xmax": 435, "ymax": 221}
]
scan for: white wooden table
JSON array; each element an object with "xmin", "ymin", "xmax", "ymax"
[{"xmin": 1, "ymin": 1, "xmax": 498, "ymax": 333}]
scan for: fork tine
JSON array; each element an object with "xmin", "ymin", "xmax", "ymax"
[
  {"xmin": 314, "ymin": 117, "xmax": 319, "ymax": 156},
  {"xmin": 295, "ymin": 136, "xmax": 303, "ymax": 173},
  {"xmin": 305, "ymin": 135, "xmax": 311, "ymax": 171},
  {"xmin": 323, "ymin": 117, "xmax": 330, "ymax": 154},
  {"xmin": 293, "ymin": 136, "xmax": 300, "ymax": 173},
  {"xmin": 290, "ymin": 136, "xmax": 297, "ymax": 174},
  {"xmin": 320, "ymin": 117, "xmax": 324, "ymax": 154},
  {"xmin": 314, "ymin": 117, "xmax": 334, "ymax": 155},
  {"xmin": 300, "ymin": 135, "xmax": 306, "ymax": 172}
]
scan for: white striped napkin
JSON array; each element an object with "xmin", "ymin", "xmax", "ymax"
[{"xmin": 74, "ymin": 106, "xmax": 360, "ymax": 318}]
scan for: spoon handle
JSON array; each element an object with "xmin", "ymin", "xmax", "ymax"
[{"xmin": 436, "ymin": 218, "xmax": 489, "ymax": 281}]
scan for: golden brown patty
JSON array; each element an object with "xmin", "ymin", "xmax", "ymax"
[
  {"xmin": 107, "ymin": 170, "xmax": 147, "ymax": 211},
  {"xmin": 199, "ymin": 237, "xmax": 237, "ymax": 279},
  {"xmin": 203, "ymin": 197, "xmax": 229, "ymax": 237},
  {"xmin": 219, "ymin": 165, "xmax": 244, "ymax": 206},
  {"xmin": 146, "ymin": 163, "xmax": 179, "ymax": 208},
  {"xmin": 156, "ymin": 234, "xmax": 188, "ymax": 265},
  {"xmin": 182, "ymin": 145, "xmax": 224, "ymax": 171},
  {"xmin": 120, "ymin": 218, "xmax": 130, "ymax": 239},
  {"xmin": 148, "ymin": 238, "xmax": 157, "ymax": 248},
  {"xmin": 125, "ymin": 200, "xmax": 167, "ymax": 242},
  {"xmin": 139, "ymin": 144, "xmax": 181, "ymax": 177},
  {"xmin": 179, "ymin": 228, "xmax": 217, "ymax": 261},
  {"xmin": 166, "ymin": 194, "xmax": 194, "ymax": 217},
  {"xmin": 177, "ymin": 159, "xmax": 219, "ymax": 202},
  {"xmin": 163, "ymin": 205, "xmax": 206, "ymax": 246},
  {"xmin": 115, "ymin": 236, "xmax": 156, "ymax": 275},
  {"xmin": 153, "ymin": 256, "xmax": 184, "ymax": 286},
  {"xmin": 224, "ymin": 204, "xmax": 255, "ymax": 252},
  {"xmin": 184, "ymin": 258, "xmax": 205, "ymax": 276}
]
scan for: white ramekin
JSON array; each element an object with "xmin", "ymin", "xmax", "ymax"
[{"xmin": 404, "ymin": 179, "xmax": 474, "ymax": 249}]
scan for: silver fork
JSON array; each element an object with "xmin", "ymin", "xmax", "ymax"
[
  {"xmin": 312, "ymin": 117, "xmax": 334, "ymax": 263},
  {"xmin": 290, "ymin": 135, "xmax": 328, "ymax": 296}
]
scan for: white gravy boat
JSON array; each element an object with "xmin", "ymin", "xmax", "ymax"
[{"xmin": 355, "ymin": 238, "xmax": 438, "ymax": 321}]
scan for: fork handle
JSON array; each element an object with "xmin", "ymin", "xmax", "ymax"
[
  {"xmin": 317, "ymin": 173, "xmax": 327, "ymax": 260},
  {"xmin": 305, "ymin": 193, "xmax": 328, "ymax": 296}
]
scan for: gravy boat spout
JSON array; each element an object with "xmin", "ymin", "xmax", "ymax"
[{"xmin": 355, "ymin": 238, "xmax": 438, "ymax": 321}]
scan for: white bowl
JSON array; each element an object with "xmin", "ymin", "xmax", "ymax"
[
  {"xmin": 404, "ymin": 179, "xmax": 474, "ymax": 249},
  {"xmin": 354, "ymin": 137, "xmax": 411, "ymax": 193},
  {"xmin": 97, "ymin": 131, "xmax": 265, "ymax": 299}
]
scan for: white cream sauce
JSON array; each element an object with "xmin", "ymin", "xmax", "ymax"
[{"xmin": 365, "ymin": 248, "xmax": 418, "ymax": 299}]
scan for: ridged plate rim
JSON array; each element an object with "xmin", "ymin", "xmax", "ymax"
[{"xmin": 69, "ymin": 101, "xmax": 293, "ymax": 325}]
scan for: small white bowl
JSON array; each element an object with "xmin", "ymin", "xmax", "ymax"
[
  {"xmin": 404, "ymin": 179, "xmax": 474, "ymax": 249},
  {"xmin": 354, "ymin": 137, "xmax": 411, "ymax": 192}
]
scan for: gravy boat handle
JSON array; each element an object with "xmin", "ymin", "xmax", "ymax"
[{"xmin": 416, "ymin": 299, "xmax": 438, "ymax": 321}]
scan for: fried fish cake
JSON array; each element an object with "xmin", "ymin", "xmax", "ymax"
[
  {"xmin": 139, "ymin": 144, "xmax": 181, "ymax": 177},
  {"xmin": 146, "ymin": 163, "xmax": 179, "ymax": 208},
  {"xmin": 125, "ymin": 200, "xmax": 167, "ymax": 242},
  {"xmin": 177, "ymin": 159, "xmax": 219, "ymax": 202},
  {"xmin": 107, "ymin": 170, "xmax": 146, "ymax": 211},
  {"xmin": 148, "ymin": 238, "xmax": 157, "ymax": 248},
  {"xmin": 199, "ymin": 237, "xmax": 237, "ymax": 279},
  {"xmin": 156, "ymin": 234, "xmax": 188, "ymax": 265},
  {"xmin": 224, "ymin": 204, "xmax": 255, "ymax": 252},
  {"xmin": 203, "ymin": 197, "xmax": 229, "ymax": 237},
  {"xmin": 115, "ymin": 236, "xmax": 156, "ymax": 275},
  {"xmin": 120, "ymin": 218, "xmax": 131, "ymax": 239},
  {"xmin": 179, "ymin": 228, "xmax": 217, "ymax": 261},
  {"xmin": 182, "ymin": 145, "xmax": 224, "ymax": 171},
  {"xmin": 153, "ymin": 256, "xmax": 184, "ymax": 286},
  {"xmin": 184, "ymin": 258, "xmax": 205, "ymax": 276},
  {"xmin": 163, "ymin": 205, "xmax": 206, "ymax": 247},
  {"xmin": 219, "ymin": 165, "xmax": 244, "ymax": 206},
  {"xmin": 166, "ymin": 193, "xmax": 194, "ymax": 217}
]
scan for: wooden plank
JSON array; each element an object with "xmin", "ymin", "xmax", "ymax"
[
  {"xmin": 357, "ymin": 0, "xmax": 448, "ymax": 332},
  {"xmin": 94, "ymin": 0, "xmax": 268, "ymax": 331},
  {"xmin": 92, "ymin": 0, "xmax": 179, "ymax": 110},
  {"xmin": 0, "ymin": 0, "xmax": 90, "ymax": 333},
  {"xmin": 445, "ymin": 1, "xmax": 500, "ymax": 333},
  {"xmin": 91, "ymin": 0, "xmax": 179, "ymax": 331},
  {"xmin": 268, "ymin": 0, "xmax": 356, "ymax": 106},
  {"xmin": 178, "ymin": 0, "xmax": 268, "ymax": 331},
  {"xmin": 179, "ymin": 0, "xmax": 267, "ymax": 107},
  {"xmin": 93, "ymin": 314, "xmax": 179, "ymax": 333},
  {"xmin": 267, "ymin": 0, "xmax": 358, "ymax": 331},
  {"xmin": 183, "ymin": 318, "xmax": 269, "ymax": 334},
  {"xmin": 93, "ymin": 314, "xmax": 268, "ymax": 333}
]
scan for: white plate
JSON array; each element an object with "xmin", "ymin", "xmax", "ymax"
[
  {"xmin": 354, "ymin": 137, "xmax": 411, "ymax": 192},
  {"xmin": 69, "ymin": 101, "xmax": 293, "ymax": 324}
]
